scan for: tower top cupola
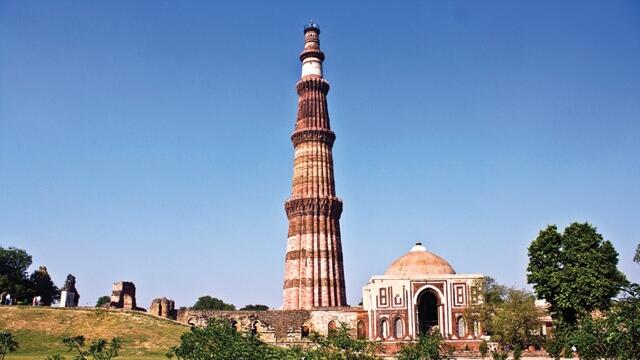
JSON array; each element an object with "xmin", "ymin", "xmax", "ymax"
[
  {"xmin": 300, "ymin": 21, "xmax": 324, "ymax": 75},
  {"xmin": 304, "ymin": 21, "xmax": 320, "ymax": 34}
]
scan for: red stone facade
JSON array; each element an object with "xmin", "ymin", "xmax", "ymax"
[{"xmin": 283, "ymin": 24, "xmax": 347, "ymax": 309}]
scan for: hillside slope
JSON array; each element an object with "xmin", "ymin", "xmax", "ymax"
[{"xmin": 0, "ymin": 306, "xmax": 189, "ymax": 359}]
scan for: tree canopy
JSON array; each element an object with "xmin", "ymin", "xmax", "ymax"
[
  {"xmin": 463, "ymin": 276, "xmax": 507, "ymax": 336},
  {"xmin": 396, "ymin": 331, "xmax": 450, "ymax": 360},
  {"xmin": 527, "ymin": 223, "xmax": 627, "ymax": 326},
  {"xmin": 634, "ymin": 243, "xmax": 640, "ymax": 264},
  {"xmin": 29, "ymin": 266, "xmax": 59, "ymax": 305},
  {"xmin": 192, "ymin": 296, "xmax": 236, "ymax": 311},
  {"xmin": 489, "ymin": 288, "xmax": 542, "ymax": 349},
  {"xmin": 168, "ymin": 319, "xmax": 382, "ymax": 360},
  {"xmin": 239, "ymin": 304, "xmax": 269, "ymax": 311},
  {"xmin": 0, "ymin": 246, "xmax": 58, "ymax": 304},
  {"xmin": 96, "ymin": 295, "xmax": 110, "ymax": 307}
]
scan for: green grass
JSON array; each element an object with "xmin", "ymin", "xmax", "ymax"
[{"xmin": 0, "ymin": 306, "xmax": 189, "ymax": 359}]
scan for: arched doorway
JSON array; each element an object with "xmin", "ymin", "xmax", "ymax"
[{"xmin": 417, "ymin": 289, "xmax": 439, "ymax": 335}]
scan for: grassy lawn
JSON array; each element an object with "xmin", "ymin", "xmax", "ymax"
[{"xmin": 0, "ymin": 306, "xmax": 189, "ymax": 359}]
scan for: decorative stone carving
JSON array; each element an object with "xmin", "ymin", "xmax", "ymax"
[
  {"xmin": 291, "ymin": 129, "xmax": 336, "ymax": 146},
  {"xmin": 284, "ymin": 197, "xmax": 343, "ymax": 219}
]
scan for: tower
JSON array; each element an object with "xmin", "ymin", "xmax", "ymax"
[{"xmin": 283, "ymin": 23, "xmax": 347, "ymax": 309}]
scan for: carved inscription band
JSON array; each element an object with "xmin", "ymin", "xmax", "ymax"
[
  {"xmin": 296, "ymin": 77, "xmax": 330, "ymax": 95},
  {"xmin": 291, "ymin": 128, "xmax": 336, "ymax": 146},
  {"xmin": 284, "ymin": 197, "xmax": 343, "ymax": 219}
]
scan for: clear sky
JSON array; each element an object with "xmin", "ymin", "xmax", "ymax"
[{"xmin": 1, "ymin": 1, "xmax": 638, "ymax": 309}]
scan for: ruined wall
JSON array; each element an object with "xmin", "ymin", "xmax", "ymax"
[
  {"xmin": 109, "ymin": 281, "xmax": 142, "ymax": 311},
  {"xmin": 148, "ymin": 297, "xmax": 176, "ymax": 320},
  {"xmin": 176, "ymin": 307, "xmax": 366, "ymax": 346}
]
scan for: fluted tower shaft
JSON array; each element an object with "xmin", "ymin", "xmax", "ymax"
[{"xmin": 283, "ymin": 24, "xmax": 347, "ymax": 310}]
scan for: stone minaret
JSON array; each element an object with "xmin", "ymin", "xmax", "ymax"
[{"xmin": 283, "ymin": 23, "xmax": 347, "ymax": 310}]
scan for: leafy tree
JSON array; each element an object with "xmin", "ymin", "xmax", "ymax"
[
  {"xmin": 490, "ymin": 288, "xmax": 542, "ymax": 349},
  {"xmin": 634, "ymin": 243, "xmax": 640, "ymax": 264},
  {"xmin": 564, "ymin": 283, "xmax": 640, "ymax": 360},
  {"xmin": 191, "ymin": 296, "xmax": 235, "ymax": 311},
  {"xmin": 463, "ymin": 276, "xmax": 507, "ymax": 336},
  {"xmin": 95, "ymin": 296, "xmax": 110, "ymax": 307},
  {"xmin": 29, "ymin": 266, "xmax": 59, "ymax": 305},
  {"xmin": 47, "ymin": 335, "xmax": 121, "ymax": 360},
  {"xmin": 305, "ymin": 323, "xmax": 381, "ymax": 360},
  {"xmin": 167, "ymin": 318, "xmax": 291, "ymax": 359},
  {"xmin": 0, "ymin": 246, "xmax": 34, "ymax": 302},
  {"xmin": 239, "ymin": 304, "xmax": 269, "ymax": 311},
  {"xmin": 396, "ymin": 330, "xmax": 450, "ymax": 360},
  {"xmin": 0, "ymin": 331, "xmax": 18, "ymax": 360},
  {"xmin": 527, "ymin": 223, "xmax": 627, "ymax": 327}
]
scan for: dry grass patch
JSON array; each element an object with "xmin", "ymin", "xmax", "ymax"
[{"xmin": 0, "ymin": 306, "xmax": 188, "ymax": 358}]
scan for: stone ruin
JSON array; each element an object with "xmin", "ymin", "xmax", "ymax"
[
  {"xmin": 109, "ymin": 281, "xmax": 143, "ymax": 311},
  {"xmin": 59, "ymin": 274, "xmax": 80, "ymax": 307},
  {"xmin": 148, "ymin": 297, "xmax": 176, "ymax": 320}
]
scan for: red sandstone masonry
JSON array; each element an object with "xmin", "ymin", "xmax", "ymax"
[{"xmin": 283, "ymin": 25, "xmax": 347, "ymax": 310}]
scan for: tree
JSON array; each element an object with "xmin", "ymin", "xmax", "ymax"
[
  {"xmin": 463, "ymin": 276, "xmax": 507, "ymax": 336},
  {"xmin": 0, "ymin": 246, "xmax": 34, "ymax": 303},
  {"xmin": 564, "ymin": 283, "xmax": 640, "ymax": 360},
  {"xmin": 96, "ymin": 296, "xmax": 110, "ymax": 307},
  {"xmin": 634, "ymin": 243, "xmax": 640, "ymax": 264},
  {"xmin": 305, "ymin": 323, "xmax": 381, "ymax": 360},
  {"xmin": 396, "ymin": 330, "xmax": 450, "ymax": 360},
  {"xmin": 47, "ymin": 336, "xmax": 121, "ymax": 360},
  {"xmin": 167, "ymin": 318, "xmax": 291, "ymax": 360},
  {"xmin": 239, "ymin": 304, "xmax": 268, "ymax": 311},
  {"xmin": 527, "ymin": 223, "xmax": 627, "ymax": 327},
  {"xmin": 191, "ymin": 296, "xmax": 235, "ymax": 311},
  {"xmin": 29, "ymin": 266, "xmax": 59, "ymax": 305},
  {"xmin": 479, "ymin": 340, "xmax": 488, "ymax": 359},
  {"xmin": 0, "ymin": 331, "xmax": 18, "ymax": 360},
  {"xmin": 490, "ymin": 288, "xmax": 542, "ymax": 349}
]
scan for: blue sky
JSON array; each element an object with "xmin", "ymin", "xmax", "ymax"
[{"xmin": 1, "ymin": 1, "xmax": 638, "ymax": 308}]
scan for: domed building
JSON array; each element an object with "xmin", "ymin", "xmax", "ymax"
[{"xmin": 362, "ymin": 242, "xmax": 484, "ymax": 350}]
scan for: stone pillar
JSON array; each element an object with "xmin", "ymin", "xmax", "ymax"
[
  {"xmin": 283, "ymin": 23, "xmax": 347, "ymax": 310},
  {"xmin": 109, "ymin": 281, "xmax": 138, "ymax": 310},
  {"xmin": 149, "ymin": 297, "xmax": 176, "ymax": 319}
]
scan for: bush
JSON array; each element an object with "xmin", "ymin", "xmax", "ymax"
[
  {"xmin": 479, "ymin": 340, "xmax": 488, "ymax": 359},
  {"xmin": 167, "ymin": 318, "xmax": 290, "ymax": 360},
  {"xmin": 0, "ymin": 331, "xmax": 19, "ymax": 360},
  {"xmin": 397, "ymin": 331, "xmax": 450, "ymax": 360},
  {"xmin": 513, "ymin": 345, "xmax": 522, "ymax": 360},
  {"xmin": 46, "ymin": 336, "xmax": 121, "ymax": 360},
  {"xmin": 491, "ymin": 350, "xmax": 508, "ymax": 360}
]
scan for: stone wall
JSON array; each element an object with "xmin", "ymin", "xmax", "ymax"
[
  {"xmin": 148, "ymin": 297, "xmax": 176, "ymax": 319},
  {"xmin": 176, "ymin": 307, "xmax": 366, "ymax": 346},
  {"xmin": 109, "ymin": 281, "xmax": 142, "ymax": 311}
]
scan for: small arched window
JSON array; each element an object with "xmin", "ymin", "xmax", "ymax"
[
  {"xmin": 380, "ymin": 319, "xmax": 389, "ymax": 339},
  {"xmin": 394, "ymin": 317, "xmax": 403, "ymax": 339},
  {"xmin": 456, "ymin": 317, "xmax": 466, "ymax": 338},
  {"xmin": 328, "ymin": 320, "xmax": 337, "ymax": 335}
]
